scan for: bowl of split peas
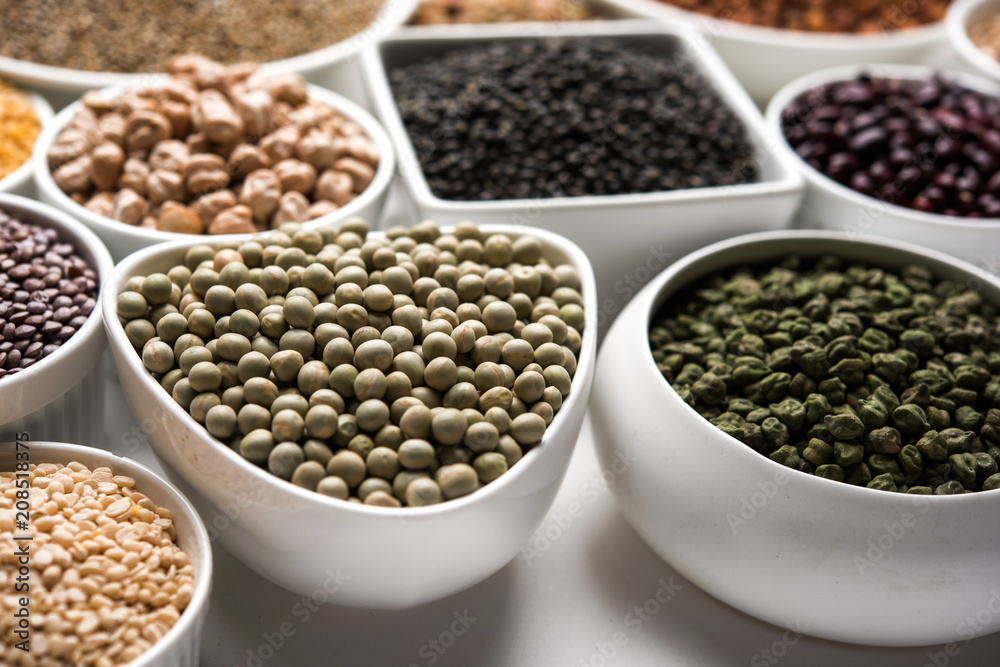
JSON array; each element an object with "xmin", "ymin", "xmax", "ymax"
[{"xmin": 103, "ymin": 218, "xmax": 597, "ymax": 608}]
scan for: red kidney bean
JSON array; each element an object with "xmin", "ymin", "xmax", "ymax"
[
  {"xmin": 782, "ymin": 74, "xmax": 1000, "ymax": 218},
  {"xmin": 0, "ymin": 209, "xmax": 99, "ymax": 376}
]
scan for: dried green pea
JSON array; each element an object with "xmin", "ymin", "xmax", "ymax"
[
  {"xmin": 188, "ymin": 361, "xmax": 222, "ymax": 392},
  {"xmin": 406, "ymin": 477, "xmax": 444, "ymax": 506},
  {"xmin": 241, "ymin": 429, "xmax": 275, "ymax": 464}
]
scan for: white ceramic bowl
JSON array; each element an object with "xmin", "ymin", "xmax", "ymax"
[
  {"xmin": 0, "ymin": 194, "xmax": 114, "ymax": 444},
  {"xmin": 766, "ymin": 63, "xmax": 1000, "ymax": 269},
  {"xmin": 363, "ymin": 19, "xmax": 803, "ymax": 334},
  {"xmin": 590, "ymin": 229, "xmax": 1000, "ymax": 647},
  {"xmin": 103, "ymin": 223, "xmax": 598, "ymax": 609},
  {"xmin": 0, "ymin": 440, "xmax": 213, "ymax": 666},
  {"xmin": 605, "ymin": 0, "xmax": 949, "ymax": 103},
  {"xmin": 0, "ymin": 0, "xmax": 419, "ymax": 110},
  {"xmin": 0, "ymin": 89, "xmax": 53, "ymax": 197},
  {"xmin": 947, "ymin": 0, "xmax": 1000, "ymax": 80},
  {"xmin": 34, "ymin": 81, "xmax": 395, "ymax": 262}
]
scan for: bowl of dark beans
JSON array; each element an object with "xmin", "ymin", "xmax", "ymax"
[
  {"xmin": 591, "ymin": 229, "xmax": 1000, "ymax": 646},
  {"xmin": 0, "ymin": 193, "xmax": 114, "ymax": 440},
  {"xmin": 767, "ymin": 64, "xmax": 1000, "ymax": 268},
  {"xmin": 362, "ymin": 19, "xmax": 803, "ymax": 331}
]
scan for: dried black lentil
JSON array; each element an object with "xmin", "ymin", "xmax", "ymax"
[
  {"xmin": 390, "ymin": 37, "xmax": 758, "ymax": 201},
  {"xmin": 651, "ymin": 254, "xmax": 1000, "ymax": 494}
]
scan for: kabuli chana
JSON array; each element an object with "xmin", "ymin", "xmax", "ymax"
[
  {"xmin": 651, "ymin": 255, "xmax": 1000, "ymax": 494},
  {"xmin": 0, "ymin": 462, "xmax": 196, "ymax": 666},
  {"xmin": 119, "ymin": 219, "xmax": 584, "ymax": 506}
]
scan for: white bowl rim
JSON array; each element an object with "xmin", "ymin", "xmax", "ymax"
[
  {"xmin": 610, "ymin": 0, "xmax": 948, "ymax": 48},
  {"xmin": 632, "ymin": 227, "xmax": 1000, "ymax": 505},
  {"xmin": 14, "ymin": 440, "xmax": 213, "ymax": 667},
  {"xmin": 104, "ymin": 222, "xmax": 598, "ymax": 517},
  {"xmin": 765, "ymin": 61, "xmax": 1000, "ymax": 231},
  {"xmin": 945, "ymin": 0, "xmax": 1000, "ymax": 81},
  {"xmin": 0, "ymin": 193, "xmax": 114, "ymax": 404},
  {"xmin": 0, "ymin": 0, "xmax": 420, "ymax": 91},
  {"xmin": 366, "ymin": 18, "xmax": 804, "ymax": 214},
  {"xmin": 32, "ymin": 79, "xmax": 396, "ymax": 246},
  {"xmin": 0, "ymin": 89, "xmax": 53, "ymax": 193}
]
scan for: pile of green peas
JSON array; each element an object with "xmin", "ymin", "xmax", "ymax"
[{"xmin": 118, "ymin": 219, "xmax": 585, "ymax": 507}]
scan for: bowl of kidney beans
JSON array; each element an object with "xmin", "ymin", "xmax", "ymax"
[
  {"xmin": 0, "ymin": 193, "xmax": 114, "ymax": 434},
  {"xmin": 767, "ymin": 64, "xmax": 1000, "ymax": 268}
]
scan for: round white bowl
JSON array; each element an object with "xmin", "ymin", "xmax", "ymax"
[
  {"xmin": 0, "ymin": 89, "xmax": 53, "ymax": 197},
  {"xmin": 590, "ymin": 229, "xmax": 1000, "ymax": 647},
  {"xmin": 606, "ymin": 0, "xmax": 949, "ymax": 102},
  {"xmin": 947, "ymin": 0, "xmax": 1000, "ymax": 80},
  {"xmin": 0, "ymin": 194, "xmax": 114, "ymax": 439},
  {"xmin": 0, "ymin": 440, "xmax": 213, "ymax": 666},
  {"xmin": 103, "ymin": 223, "xmax": 598, "ymax": 609},
  {"xmin": 0, "ymin": 0, "xmax": 419, "ymax": 107},
  {"xmin": 34, "ymin": 81, "xmax": 395, "ymax": 263},
  {"xmin": 766, "ymin": 63, "xmax": 1000, "ymax": 268}
]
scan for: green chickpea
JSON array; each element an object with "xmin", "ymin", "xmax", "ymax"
[
  {"xmin": 329, "ymin": 364, "xmax": 359, "ymax": 398},
  {"xmin": 327, "ymin": 450, "xmax": 367, "ymax": 488},
  {"xmin": 315, "ymin": 322, "xmax": 349, "ymax": 350},
  {"xmin": 357, "ymin": 477, "xmax": 392, "ymax": 501},
  {"xmin": 366, "ymin": 446, "xmax": 400, "ymax": 480},
  {"xmin": 473, "ymin": 452, "xmax": 508, "ymax": 483},
  {"xmin": 321, "ymin": 337, "xmax": 355, "ymax": 369},
  {"xmin": 443, "ymin": 382, "xmax": 479, "ymax": 410},
  {"xmin": 351, "ymin": 326, "xmax": 381, "ymax": 349},
  {"xmin": 155, "ymin": 313, "xmax": 188, "ymax": 345},
  {"xmin": 272, "ymin": 409, "xmax": 305, "ymax": 442},
  {"xmin": 355, "ymin": 339, "xmax": 394, "ymax": 371},
  {"xmin": 424, "ymin": 357, "xmax": 457, "ymax": 392},
  {"xmin": 124, "ymin": 319, "xmax": 156, "ymax": 349},
  {"xmin": 244, "ymin": 377, "xmax": 279, "ymax": 408},
  {"xmin": 222, "ymin": 386, "xmax": 245, "ymax": 412},
  {"xmin": 171, "ymin": 378, "xmax": 196, "ymax": 410},
  {"xmin": 431, "ymin": 408, "xmax": 466, "ymax": 445},
  {"xmin": 270, "ymin": 393, "xmax": 309, "ymax": 417},
  {"xmin": 316, "ymin": 476, "xmax": 349, "ymax": 500},
  {"xmin": 236, "ymin": 351, "xmax": 270, "ymax": 383},
  {"xmin": 400, "ymin": 404, "xmax": 433, "ymax": 439},
  {"xmin": 513, "ymin": 371, "xmax": 545, "ymax": 403},
  {"xmin": 435, "ymin": 463, "xmax": 478, "ymax": 500},
  {"xmin": 291, "ymin": 460, "xmax": 326, "ymax": 490},
  {"xmin": 214, "ymin": 333, "xmax": 250, "ymax": 361},
  {"xmin": 189, "ymin": 392, "xmax": 221, "ymax": 423},
  {"xmin": 406, "ymin": 477, "xmax": 443, "ymax": 506},
  {"xmin": 389, "ymin": 351, "xmax": 423, "ymax": 387},
  {"xmin": 168, "ymin": 265, "xmax": 192, "ymax": 288},
  {"xmin": 279, "ymin": 329, "xmax": 315, "ymax": 359},
  {"xmin": 158, "ymin": 369, "xmax": 183, "ymax": 397},
  {"xmin": 485, "ymin": 407, "xmax": 511, "ymax": 435},
  {"xmin": 283, "ymin": 295, "xmax": 316, "ymax": 329},
  {"xmin": 142, "ymin": 341, "xmax": 174, "ymax": 374},
  {"xmin": 140, "ymin": 273, "xmax": 172, "ymax": 305},
  {"xmin": 251, "ymin": 335, "xmax": 279, "ymax": 360},
  {"xmin": 354, "ymin": 368, "xmax": 387, "ymax": 401},
  {"xmin": 117, "ymin": 291, "xmax": 148, "ymax": 320},
  {"xmin": 188, "ymin": 361, "xmax": 222, "ymax": 392},
  {"xmin": 303, "ymin": 440, "xmax": 335, "ymax": 466},
  {"xmin": 356, "ymin": 399, "xmax": 390, "ymax": 432},
  {"xmin": 464, "ymin": 421, "xmax": 499, "ymax": 453},
  {"xmin": 309, "ymin": 388, "xmax": 346, "ymax": 414}
]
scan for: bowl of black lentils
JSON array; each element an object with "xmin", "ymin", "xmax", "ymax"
[
  {"xmin": 767, "ymin": 63, "xmax": 1000, "ymax": 268},
  {"xmin": 0, "ymin": 193, "xmax": 114, "ymax": 442},
  {"xmin": 103, "ymin": 218, "xmax": 597, "ymax": 608},
  {"xmin": 362, "ymin": 19, "xmax": 804, "ymax": 324},
  {"xmin": 590, "ymin": 229, "xmax": 1000, "ymax": 646}
]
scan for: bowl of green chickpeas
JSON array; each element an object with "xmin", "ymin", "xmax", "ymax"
[{"xmin": 103, "ymin": 218, "xmax": 597, "ymax": 608}]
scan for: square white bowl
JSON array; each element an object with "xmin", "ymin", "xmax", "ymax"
[{"xmin": 361, "ymin": 19, "xmax": 804, "ymax": 333}]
